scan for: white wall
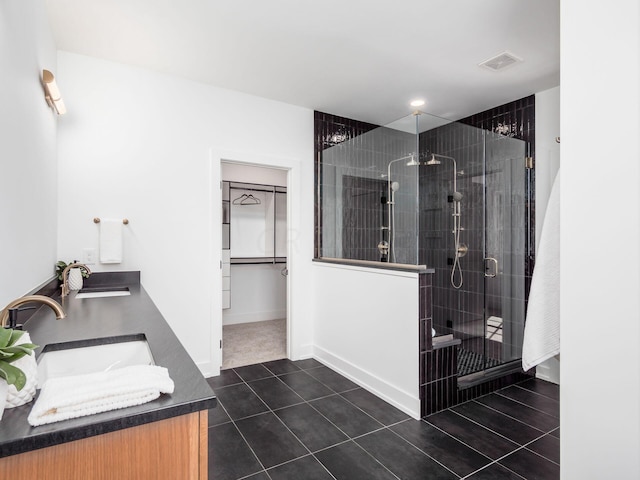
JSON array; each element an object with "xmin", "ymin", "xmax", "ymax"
[
  {"xmin": 313, "ymin": 262, "xmax": 420, "ymax": 418},
  {"xmin": 223, "ymin": 264, "xmax": 286, "ymax": 325},
  {"xmin": 222, "ymin": 163, "xmax": 287, "ymax": 187},
  {"xmin": 535, "ymin": 86, "xmax": 561, "ymax": 246},
  {"xmin": 533, "ymin": 86, "xmax": 560, "ymax": 384},
  {"xmin": 0, "ymin": 1, "xmax": 58, "ymax": 306},
  {"xmin": 561, "ymin": 1, "xmax": 640, "ymax": 477},
  {"xmin": 56, "ymin": 52, "xmax": 315, "ymax": 375}
]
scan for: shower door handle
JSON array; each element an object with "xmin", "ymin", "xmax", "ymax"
[
  {"xmin": 484, "ymin": 257, "xmax": 498, "ymax": 278},
  {"xmin": 280, "ymin": 267, "xmax": 289, "ymax": 277}
]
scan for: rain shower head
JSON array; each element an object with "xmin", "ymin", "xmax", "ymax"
[
  {"xmin": 406, "ymin": 155, "xmax": 420, "ymax": 166},
  {"xmin": 426, "ymin": 154, "xmax": 441, "ymax": 166}
]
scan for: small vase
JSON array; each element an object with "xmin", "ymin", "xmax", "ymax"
[
  {"xmin": 68, "ymin": 268, "xmax": 84, "ymax": 291},
  {"xmin": 5, "ymin": 332, "xmax": 38, "ymax": 409},
  {"xmin": 0, "ymin": 380, "xmax": 7, "ymax": 420}
]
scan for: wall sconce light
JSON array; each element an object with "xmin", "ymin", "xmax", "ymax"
[{"xmin": 42, "ymin": 69, "xmax": 66, "ymax": 115}]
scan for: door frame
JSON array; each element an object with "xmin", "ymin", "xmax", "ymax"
[{"xmin": 209, "ymin": 148, "xmax": 297, "ymax": 376}]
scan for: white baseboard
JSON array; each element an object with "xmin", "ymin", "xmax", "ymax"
[
  {"xmin": 291, "ymin": 343, "xmax": 314, "ymax": 361},
  {"xmin": 535, "ymin": 356, "xmax": 560, "ymax": 385},
  {"xmin": 222, "ymin": 310, "xmax": 286, "ymax": 326},
  {"xmin": 197, "ymin": 360, "xmax": 215, "ymax": 378},
  {"xmin": 313, "ymin": 345, "xmax": 420, "ymax": 419}
]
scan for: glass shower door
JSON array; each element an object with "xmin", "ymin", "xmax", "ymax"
[{"xmin": 483, "ymin": 132, "xmax": 527, "ymax": 369}]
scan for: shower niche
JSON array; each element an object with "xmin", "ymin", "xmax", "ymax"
[{"xmin": 315, "ymin": 97, "xmax": 534, "ymax": 415}]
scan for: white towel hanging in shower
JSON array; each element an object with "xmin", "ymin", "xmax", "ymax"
[{"xmin": 522, "ymin": 170, "xmax": 560, "ymax": 371}]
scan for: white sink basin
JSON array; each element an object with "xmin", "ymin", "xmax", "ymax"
[
  {"xmin": 75, "ymin": 287, "xmax": 131, "ymax": 299},
  {"xmin": 37, "ymin": 337, "xmax": 154, "ymax": 388}
]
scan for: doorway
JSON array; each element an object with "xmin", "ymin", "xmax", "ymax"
[{"xmin": 221, "ymin": 162, "xmax": 289, "ymax": 369}]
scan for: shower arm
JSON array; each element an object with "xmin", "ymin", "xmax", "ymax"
[
  {"xmin": 430, "ymin": 153, "xmax": 458, "ymax": 195},
  {"xmin": 386, "ymin": 154, "xmax": 415, "ymax": 204}
]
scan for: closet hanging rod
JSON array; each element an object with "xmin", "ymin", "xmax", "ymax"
[
  {"xmin": 229, "ymin": 186, "xmax": 283, "ymax": 194},
  {"xmin": 228, "ymin": 182, "xmax": 287, "ymax": 194}
]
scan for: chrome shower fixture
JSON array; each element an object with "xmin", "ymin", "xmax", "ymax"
[
  {"xmin": 385, "ymin": 153, "xmax": 415, "ymax": 262},
  {"xmin": 428, "ymin": 152, "xmax": 466, "ymax": 289},
  {"xmin": 406, "ymin": 155, "xmax": 420, "ymax": 166},
  {"xmin": 426, "ymin": 154, "xmax": 441, "ymax": 166},
  {"xmin": 378, "ymin": 240, "xmax": 389, "ymax": 262}
]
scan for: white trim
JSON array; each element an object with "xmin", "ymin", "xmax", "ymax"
[
  {"xmin": 313, "ymin": 260, "xmax": 420, "ymax": 279},
  {"xmin": 209, "ymin": 148, "xmax": 302, "ymax": 374}
]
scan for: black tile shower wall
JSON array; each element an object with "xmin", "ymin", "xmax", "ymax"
[
  {"xmin": 421, "ymin": 346, "xmax": 458, "ymax": 416},
  {"xmin": 314, "ymin": 111, "xmax": 380, "ymax": 258},
  {"xmin": 341, "ymin": 175, "xmax": 387, "ymax": 261},
  {"xmin": 419, "ymin": 273, "xmax": 433, "ymax": 353}
]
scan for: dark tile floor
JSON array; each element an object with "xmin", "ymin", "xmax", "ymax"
[{"xmin": 206, "ymin": 359, "xmax": 559, "ymax": 480}]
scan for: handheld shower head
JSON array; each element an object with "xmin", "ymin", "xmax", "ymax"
[
  {"xmin": 452, "ymin": 191, "xmax": 463, "ymax": 202},
  {"xmin": 391, "ymin": 181, "xmax": 400, "ymax": 192}
]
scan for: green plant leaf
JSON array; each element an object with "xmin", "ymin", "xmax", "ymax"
[
  {"xmin": 8, "ymin": 329, "xmax": 24, "ymax": 347},
  {"xmin": 0, "ymin": 352, "xmax": 27, "ymax": 363},
  {"xmin": 0, "ymin": 329, "xmax": 11, "ymax": 349},
  {"xmin": 0, "ymin": 360, "xmax": 25, "ymax": 390},
  {"xmin": 2, "ymin": 345, "xmax": 35, "ymax": 356}
]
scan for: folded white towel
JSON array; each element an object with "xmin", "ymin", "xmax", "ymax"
[
  {"xmin": 522, "ymin": 170, "xmax": 560, "ymax": 371},
  {"xmin": 99, "ymin": 219, "xmax": 123, "ymax": 264},
  {"xmin": 28, "ymin": 365, "xmax": 174, "ymax": 427}
]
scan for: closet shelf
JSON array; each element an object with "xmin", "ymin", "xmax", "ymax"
[{"xmin": 231, "ymin": 257, "xmax": 287, "ymax": 265}]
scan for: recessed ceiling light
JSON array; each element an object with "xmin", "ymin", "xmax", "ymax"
[{"xmin": 410, "ymin": 99, "xmax": 425, "ymax": 107}]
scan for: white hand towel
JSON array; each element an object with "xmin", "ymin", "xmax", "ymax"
[
  {"xmin": 522, "ymin": 170, "xmax": 560, "ymax": 371},
  {"xmin": 99, "ymin": 219, "xmax": 123, "ymax": 264},
  {"xmin": 28, "ymin": 365, "xmax": 174, "ymax": 427}
]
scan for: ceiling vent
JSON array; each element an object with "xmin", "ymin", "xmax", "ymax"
[{"xmin": 479, "ymin": 51, "xmax": 522, "ymax": 72}]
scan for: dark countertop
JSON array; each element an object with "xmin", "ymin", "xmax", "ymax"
[{"xmin": 0, "ymin": 272, "xmax": 216, "ymax": 458}]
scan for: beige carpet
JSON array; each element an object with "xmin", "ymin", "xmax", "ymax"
[{"xmin": 222, "ymin": 318, "xmax": 286, "ymax": 369}]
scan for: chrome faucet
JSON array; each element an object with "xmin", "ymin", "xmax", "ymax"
[
  {"xmin": 61, "ymin": 262, "xmax": 91, "ymax": 298},
  {"xmin": 0, "ymin": 295, "xmax": 65, "ymax": 328}
]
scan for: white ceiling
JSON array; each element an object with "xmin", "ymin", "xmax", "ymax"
[{"xmin": 45, "ymin": 0, "xmax": 559, "ymax": 126}]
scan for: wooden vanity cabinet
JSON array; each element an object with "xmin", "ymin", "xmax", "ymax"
[{"xmin": 0, "ymin": 411, "xmax": 208, "ymax": 480}]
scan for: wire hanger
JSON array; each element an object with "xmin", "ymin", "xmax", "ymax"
[{"xmin": 232, "ymin": 193, "xmax": 262, "ymax": 205}]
